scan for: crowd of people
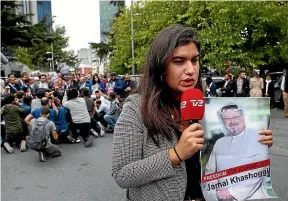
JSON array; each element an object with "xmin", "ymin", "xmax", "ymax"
[
  {"xmin": 204, "ymin": 69, "xmax": 288, "ymax": 114},
  {"xmin": 1, "ymin": 71, "xmax": 136, "ymax": 162}
]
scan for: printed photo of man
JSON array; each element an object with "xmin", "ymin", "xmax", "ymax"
[{"xmin": 203, "ymin": 103, "xmax": 273, "ymax": 201}]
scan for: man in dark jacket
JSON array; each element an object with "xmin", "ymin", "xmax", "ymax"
[
  {"xmin": 6, "ymin": 76, "xmax": 18, "ymax": 94},
  {"xmin": 109, "ymin": 73, "xmax": 125, "ymax": 98},
  {"xmin": 263, "ymin": 75, "xmax": 275, "ymax": 108},
  {"xmin": 233, "ymin": 71, "xmax": 249, "ymax": 97},
  {"xmin": 123, "ymin": 74, "xmax": 136, "ymax": 97},
  {"xmin": 221, "ymin": 74, "xmax": 234, "ymax": 97}
]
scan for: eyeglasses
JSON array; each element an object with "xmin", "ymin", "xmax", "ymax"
[{"xmin": 223, "ymin": 115, "xmax": 242, "ymax": 121}]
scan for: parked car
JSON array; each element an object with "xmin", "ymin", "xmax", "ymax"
[
  {"xmin": 202, "ymin": 75, "xmax": 225, "ymax": 89},
  {"xmin": 270, "ymin": 72, "xmax": 284, "ymax": 108}
]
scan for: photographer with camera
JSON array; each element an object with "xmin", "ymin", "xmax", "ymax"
[
  {"xmin": 1, "ymin": 94, "xmax": 26, "ymax": 154},
  {"xmin": 25, "ymin": 93, "xmax": 59, "ymax": 125}
]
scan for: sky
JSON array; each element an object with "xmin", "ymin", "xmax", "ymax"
[{"xmin": 51, "ymin": 0, "xmax": 131, "ymax": 53}]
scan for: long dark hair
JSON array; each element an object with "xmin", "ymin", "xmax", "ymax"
[
  {"xmin": 92, "ymin": 75, "xmax": 101, "ymax": 85},
  {"xmin": 137, "ymin": 25, "xmax": 202, "ymax": 146}
]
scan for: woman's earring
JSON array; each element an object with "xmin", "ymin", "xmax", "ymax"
[{"xmin": 160, "ymin": 74, "xmax": 165, "ymax": 82}]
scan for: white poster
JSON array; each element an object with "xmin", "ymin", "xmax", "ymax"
[{"xmin": 201, "ymin": 97, "xmax": 278, "ymax": 201}]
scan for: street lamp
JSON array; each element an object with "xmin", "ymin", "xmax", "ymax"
[
  {"xmin": 46, "ymin": 36, "xmax": 55, "ymax": 72},
  {"xmin": 46, "ymin": 52, "xmax": 53, "ymax": 72},
  {"xmin": 51, "ymin": 43, "xmax": 54, "ymax": 71},
  {"xmin": 130, "ymin": 0, "xmax": 135, "ymax": 75}
]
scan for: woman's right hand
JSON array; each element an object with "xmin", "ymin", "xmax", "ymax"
[
  {"xmin": 176, "ymin": 123, "xmax": 204, "ymax": 161},
  {"xmin": 169, "ymin": 123, "xmax": 204, "ymax": 166}
]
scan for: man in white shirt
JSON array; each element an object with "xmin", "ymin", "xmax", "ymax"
[
  {"xmin": 95, "ymin": 99, "xmax": 110, "ymax": 114},
  {"xmin": 280, "ymin": 72, "xmax": 288, "ymax": 118},
  {"xmin": 33, "ymin": 74, "xmax": 52, "ymax": 93},
  {"xmin": 92, "ymin": 90, "xmax": 111, "ymax": 107},
  {"xmin": 204, "ymin": 103, "xmax": 272, "ymax": 201}
]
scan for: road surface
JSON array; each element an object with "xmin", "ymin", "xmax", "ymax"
[{"xmin": 2, "ymin": 109, "xmax": 287, "ymax": 201}]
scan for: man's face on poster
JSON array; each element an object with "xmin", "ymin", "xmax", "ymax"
[{"xmin": 222, "ymin": 109, "xmax": 245, "ymax": 135}]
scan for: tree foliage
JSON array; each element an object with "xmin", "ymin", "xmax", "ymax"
[
  {"xmin": 181, "ymin": 1, "xmax": 288, "ymax": 69},
  {"xmin": 90, "ymin": 42, "xmax": 113, "ymax": 62},
  {"xmin": 109, "ymin": 0, "xmax": 125, "ymax": 17},
  {"xmin": 13, "ymin": 25, "xmax": 76, "ymax": 70},
  {"xmin": 2, "ymin": 1, "xmax": 78, "ymax": 71},
  {"xmin": 109, "ymin": 1, "xmax": 288, "ymax": 73},
  {"xmin": 61, "ymin": 50, "xmax": 79, "ymax": 68},
  {"xmin": 109, "ymin": 1, "xmax": 189, "ymax": 73},
  {"xmin": 1, "ymin": 1, "xmax": 51, "ymax": 48}
]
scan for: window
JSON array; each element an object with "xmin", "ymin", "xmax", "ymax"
[{"xmin": 11, "ymin": 71, "xmax": 21, "ymax": 78}]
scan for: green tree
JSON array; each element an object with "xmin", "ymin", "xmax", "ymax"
[
  {"xmin": 1, "ymin": 1, "xmax": 50, "ymax": 48},
  {"xmin": 61, "ymin": 50, "xmax": 79, "ymax": 68},
  {"xmin": 14, "ymin": 47, "xmax": 34, "ymax": 68},
  {"xmin": 90, "ymin": 42, "xmax": 112, "ymax": 62},
  {"xmin": 109, "ymin": 1, "xmax": 189, "ymax": 73},
  {"xmin": 180, "ymin": 1, "xmax": 288, "ymax": 70},
  {"xmin": 109, "ymin": 0, "xmax": 125, "ymax": 17},
  {"xmin": 13, "ymin": 25, "xmax": 71, "ymax": 71},
  {"xmin": 1, "ymin": 1, "xmax": 32, "ymax": 48},
  {"xmin": 109, "ymin": 1, "xmax": 288, "ymax": 73}
]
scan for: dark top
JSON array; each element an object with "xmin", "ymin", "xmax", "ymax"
[
  {"xmin": 176, "ymin": 129, "xmax": 203, "ymax": 200},
  {"xmin": 84, "ymin": 97, "xmax": 94, "ymax": 118},
  {"xmin": 285, "ymin": 75, "xmax": 288, "ymax": 93}
]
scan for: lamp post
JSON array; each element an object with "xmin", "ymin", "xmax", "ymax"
[
  {"xmin": 46, "ymin": 36, "xmax": 55, "ymax": 72},
  {"xmin": 46, "ymin": 52, "xmax": 53, "ymax": 72},
  {"xmin": 51, "ymin": 43, "xmax": 54, "ymax": 72},
  {"xmin": 130, "ymin": 0, "xmax": 135, "ymax": 75}
]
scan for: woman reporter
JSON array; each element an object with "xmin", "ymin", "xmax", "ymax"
[{"xmin": 111, "ymin": 25, "xmax": 273, "ymax": 201}]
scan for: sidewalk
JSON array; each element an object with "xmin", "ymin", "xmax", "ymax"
[
  {"xmin": 270, "ymin": 108, "xmax": 288, "ymax": 157},
  {"xmin": 266, "ymin": 108, "xmax": 288, "ymax": 201}
]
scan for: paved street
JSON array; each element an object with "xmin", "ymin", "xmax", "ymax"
[
  {"xmin": 1, "ymin": 134, "xmax": 126, "ymax": 201},
  {"xmin": 2, "ymin": 109, "xmax": 288, "ymax": 201}
]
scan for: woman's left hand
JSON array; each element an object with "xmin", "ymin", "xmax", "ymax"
[{"xmin": 258, "ymin": 130, "xmax": 273, "ymax": 148}]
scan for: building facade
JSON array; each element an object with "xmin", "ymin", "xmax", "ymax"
[
  {"xmin": 77, "ymin": 64, "xmax": 93, "ymax": 75},
  {"xmin": 16, "ymin": 0, "xmax": 52, "ymax": 25},
  {"xmin": 77, "ymin": 48, "xmax": 92, "ymax": 66},
  {"xmin": 99, "ymin": 1, "xmax": 119, "ymax": 42},
  {"xmin": 37, "ymin": 0, "xmax": 52, "ymax": 25}
]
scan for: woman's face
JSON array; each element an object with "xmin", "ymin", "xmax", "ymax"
[
  {"xmin": 165, "ymin": 42, "xmax": 200, "ymax": 93},
  {"xmin": 58, "ymin": 79, "xmax": 62, "ymax": 85},
  {"xmin": 94, "ymin": 76, "xmax": 99, "ymax": 82}
]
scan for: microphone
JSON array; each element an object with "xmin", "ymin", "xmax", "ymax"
[{"xmin": 180, "ymin": 88, "xmax": 205, "ymax": 124}]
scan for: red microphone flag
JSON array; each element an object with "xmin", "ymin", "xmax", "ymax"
[{"xmin": 181, "ymin": 88, "xmax": 205, "ymax": 121}]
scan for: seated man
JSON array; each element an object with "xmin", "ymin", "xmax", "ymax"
[
  {"xmin": 27, "ymin": 108, "xmax": 61, "ymax": 162},
  {"xmin": 53, "ymin": 98, "xmax": 74, "ymax": 143},
  {"xmin": 82, "ymin": 88, "xmax": 101, "ymax": 137},
  {"xmin": 95, "ymin": 99, "xmax": 109, "ymax": 129}
]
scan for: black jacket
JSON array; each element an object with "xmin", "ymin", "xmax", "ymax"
[
  {"xmin": 6, "ymin": 83, "xmax": 18, "ymax": 94},
  {"xmin": 221, "ymin": 80, "xmax": 234, "ymax": 97},
  {"xmin": 284, "ymin": 75, "xmax": 288, "ymax": 93},
  {"xmin": 232, "ymin": 78, "xmax": 249, "ymax": 96}
]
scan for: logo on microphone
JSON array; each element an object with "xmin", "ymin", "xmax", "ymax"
[{"xmin": 181, "ymin": 100, "xmax": 204, "ymax": 109}]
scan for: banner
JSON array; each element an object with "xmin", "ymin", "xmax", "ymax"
[
  {"xmin": 201, "ymin": 97, "xmax": 277, "ymax": 201},
  {"xmin": 59, "ymin": 63, "xmax": 69, "ymax": 75}
]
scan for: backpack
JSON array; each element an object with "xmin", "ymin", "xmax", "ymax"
[{"xmin": 27, "ymin": 119, "xmax": 50, "ymax": 151}]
